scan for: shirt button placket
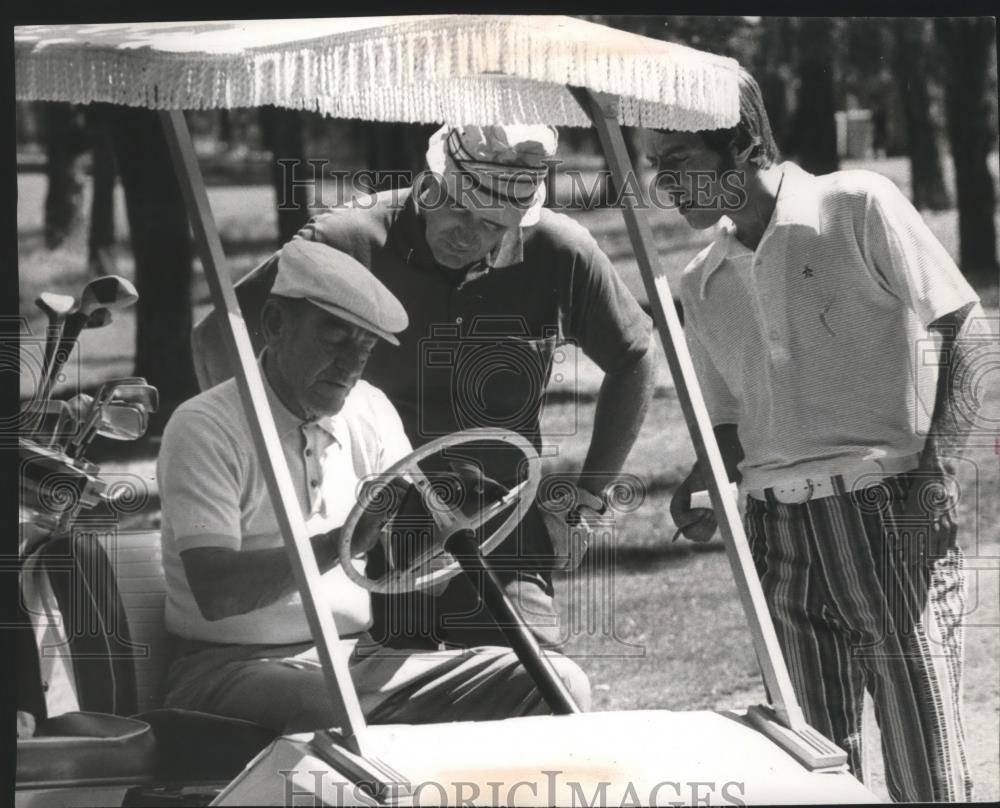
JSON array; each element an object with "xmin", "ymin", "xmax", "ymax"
[{"xmin": 450, "ymin": 287, "xmax": 466, "ymax": 328}]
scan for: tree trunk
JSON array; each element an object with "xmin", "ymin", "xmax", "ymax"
[
  {"xmin": 259, "ymin": 106, "xmax": 310, "ymax": 245},
  {"xmin": 42, "ymin": 103, "xmax": 88, "ymax": 248},
  {"xmin": 84, "ymin": 108, "xmax": 117, "ymax": 275},
  {"xmin": 757, "ymin": 70, "xmax": 789, "ymax": 153},
  {"xmin": 218, "ymin": 109, "xmax": 233, "ymax": 148},
  {"xmin": 755, "ymin": 17, "xmax": 796, "ymax": 150},
  {"xmin": 893, "ymin": 19, "xmax": 951, "ymax": 210},
  {"xmin": 363, "ymin": 121, "xmax": 437, "ymax": 192},
  {"xmin": 935, "ymin": 17, "xmax": 999, "ymax": 285},
  {"xmin": 104, "ymin": 104, "xmax": 198, "ymax": 427},
  {"xmin": 789, "ymin": 18, "xmax": 840, "ymax": 175}
]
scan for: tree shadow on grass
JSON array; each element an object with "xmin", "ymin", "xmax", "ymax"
[{"xmin": 554, "ymin": 540, "xmax": 726, "ymax": 580}]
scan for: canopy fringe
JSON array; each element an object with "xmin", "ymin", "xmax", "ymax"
[{"xmin": 16, "ymin": 16, "xmax": 739, "ymax": 129}]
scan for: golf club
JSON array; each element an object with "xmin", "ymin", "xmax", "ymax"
[
  {"xmin": 70, "ymin": 400, "xmax": 150, "ymax": 459},
  {"xmin": 48, "ymin": 393, "xmax": 95, "ymax": 451},
  {"xmin": 85, "ymin": 309, "xmax": 113, "ymax": 328},
  {"xmin": 95, "ymin": 401, "xmax": 147, "ymax": 442},
  {"xmin": 35, "ymin": 292, "xmax": 76, "ymax": 375},
  {"xmin": 67, "ymin": 378, "xmax": 144, "ymax": 454},
  {"xmin": 55, "ymin": 376, "xmax": 135, "ymax": 451},
  {"xmin": 31, "ymin": 293, "xmax": 77, "ymax": 433},
  {"xmin": 68, "ymin": 381, "xmax": 156, "ymax": 458},
  {"xmin": 42, "ymin": 276, "xmax": 138, "ymax": 419},
  {"xmin": 47, "ymin": 401, "xmax": 74, "ymax": 451}
]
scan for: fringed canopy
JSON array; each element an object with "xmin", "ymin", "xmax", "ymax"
[{"xmin": 15, "ymin": 16, "xmax": 740, "ymax": 130}]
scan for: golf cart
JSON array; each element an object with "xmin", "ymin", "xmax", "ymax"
[{"xmin": 14, "ymin": 16, "xmax": 880, "ymax": 806}]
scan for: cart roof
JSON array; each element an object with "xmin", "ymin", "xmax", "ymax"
[{"xmin": 15, "ymin": 15, "xmax": 739, "ymax": 129}]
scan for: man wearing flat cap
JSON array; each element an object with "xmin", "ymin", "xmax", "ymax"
[
  {"xmin": 194, "ymin": 123, "xmax": 656, "ymax": 651},
  {"xmin": 160, "ymin": 241, "xmax": 591, "ymax": 733}
]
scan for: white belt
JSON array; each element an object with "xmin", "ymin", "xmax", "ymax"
[{"xmin": 746, "ymin": 454, "xmax": 920, "ymax": 504}]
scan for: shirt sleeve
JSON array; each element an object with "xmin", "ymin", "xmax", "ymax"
[
  {"xmin": 567, "ymin": 240, "xmax": 654, "ymax": 374},
  {"xmin": 861, "ymin": 178, "xmax": 979, "ymax": 328},
  {"xmin": 686, "ymin": 321, "xmax": 741, "ymax": 426},
  {"xmin": 158, "ymin": 408, "xmax": 245, "ymax": 553},
  {"xmin": 368, "ymin": 386, "xmax": 413, "ymax": 469}
]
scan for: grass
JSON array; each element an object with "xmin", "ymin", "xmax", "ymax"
[
  {"xmin": 541, "ymin": 388, "xmax": 1000, "ymax": 801},
  {"xmin": 16, "ymin": 154, "xmax": 1000, "ymax": 800}
]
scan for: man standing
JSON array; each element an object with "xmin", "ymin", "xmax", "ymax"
[
  {"xmin": 654, "ymin": 68, "xmax": 983, "ymax": 802},
  {"xmin": 196, "ymin": 124, "xmax": 655, "ymax": 650},
  {"xmin": 161, "ymin": 241, "xmax": 590, "ymax": 733}
]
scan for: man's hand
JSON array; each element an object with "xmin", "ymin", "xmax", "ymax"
[
  {"xmin": 901, "ymin": 457, "xmax": 959, "ymax": 559},
  {"xmin": 350, "ymin": 477, "xmax": 410, "ymax": 556},
  {"xmin": 443, "ymin": 460, "xmax": 510, "ymax": 517},
  {"xmin": 538, "ymin": 482, "xmax": 612, "ymax": 571},
  {"xmin": 669, "ymin": 463, "xmax": 716, "ymax": 543}
]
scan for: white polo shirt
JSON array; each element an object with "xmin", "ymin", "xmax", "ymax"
[
  {"xmin": 678, "ymin": 162, "xmax": 979, "ymax": 491},
  {"xmin": 158, "ymin": 364, "xmax": 411, "ymax": 644}
]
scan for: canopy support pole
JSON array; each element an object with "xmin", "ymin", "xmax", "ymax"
[
  {"xmin": 158, "ymin": 109, "xmax": 371, "ymax": 759},
  {"xmin": 571, "ymin": 88, "xmax": 846, "ymax": 769}
]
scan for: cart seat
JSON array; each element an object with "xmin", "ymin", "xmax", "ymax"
[
  {"xmin": 16, "ymin": 712, "xmax": 156, "ymax": 789},
  {"xmin": 19, "ymin": 529, "xmax": 277, "ymax": 789},
  {"xmin": 107, "ymin": 529, "xmax": 279, "ymax": 781}
]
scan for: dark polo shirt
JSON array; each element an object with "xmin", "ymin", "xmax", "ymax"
[{"xmin": 296, "ymin": 188, "xmax": 652, "ymax": 455}]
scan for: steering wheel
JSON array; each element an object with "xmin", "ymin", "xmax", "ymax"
[{"xmin": 338, "ymin": 428, "xmax": 541, "ymax": 594}]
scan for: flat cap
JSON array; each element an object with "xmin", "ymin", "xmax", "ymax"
[{"xmin": 273, "ymin": 240, "xmax": 408, "ymax": 345}]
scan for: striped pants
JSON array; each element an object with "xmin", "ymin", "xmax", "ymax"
[{"xmin": 745, "ymin": 474, "xmax": 973, "ymax": 802}]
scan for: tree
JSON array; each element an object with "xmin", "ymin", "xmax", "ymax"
[
  {"xmin": 361, "ymin": 121, "xmax": 437, "ymax": 192},
  {"xmin": 218, "ymin": 109, "xmax": 233, "ymax": 148},
  {"xmin": 935, "ymin": 17, "xmax": 999, "ymax": 285},
  {"xmin": 85, "ymin": 110, "xmax": 118, "ymax": 275},
  {"xmin": 892, "ymin": 19, "xmax": 951, "ymax": 210},
  {"xmin": 787, "ymin": 18, "xmax": 839, "ymax": 174},
  {"xmin": 41, "ymin": 103, "xmax": 89, "ymax": 248},
  {"xmin": 103, "ymin": 104, "xmax": 199, "ymax": 427},
  {"xmin": 755, "ymin": 18, "xmax": 796, "ymax": 151},
  {"xmin": 259, "ymin": 106, "xmax": 311, "ymax": 245}
]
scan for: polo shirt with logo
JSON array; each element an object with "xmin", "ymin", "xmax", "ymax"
[
  {"xmin": 158, "ymin": 362, "xmax": 412, "ymax": 644},
  {"xmin": 678, "ymin": 162, "xmax": 979, "ymax": 491}
]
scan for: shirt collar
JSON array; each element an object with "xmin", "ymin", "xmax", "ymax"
[
  {"xmin": 489, "ymin": 227, "xmax": 525, "ymax": 269},
  {"xmin": 259, "ymin": 351, "xmax": 344, "ymax": 446},
  {"xmin": 696, "ymin": 218, "xmax": 741, "ymax": 300},
  {"xmin": 770, "ymin": 161, "xmax": 820, "ymax": 230},
  {"xmin": 698, "ymin": 161, "xmax": 819, "ymax": 300},
  {"xmin": 308, "ymin": 415, "xmax": 344, "ymax": 446}
]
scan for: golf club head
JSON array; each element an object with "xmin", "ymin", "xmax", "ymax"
[
  {"xmin": 95, "ymin": 377, "xmax": 148, "ymax": 406},
  {"xmin": 108, "ymin": 384, "xmax": 159, "ymax": 413},
  {"xmin": 69, "ymin": 379, "xmax": 145, "ymax": 454},
  {"xmin": 36, "ymin": 292, "xmax": 77, "ymax": 319},
  {"xmin": 43, "ymin": 277, "xmax": 139, "ymax": 412},
  {"xmin": 69, "ymin": 381, "xmax": 157, "ymax": 458},
  {"xmin": 64, "ymin": 393, "xmax": 95, "ymax": 425},
  {"xmin": 78, "ymin": 275, "xmax": 139, "ymax": 315},
  {"xmin": 95, "ymin": 401, "xmax": 148, "ymax": 442},
  {"xmin": 85, "ymin": 309, "xmax": 113, "ymax": 328}
]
